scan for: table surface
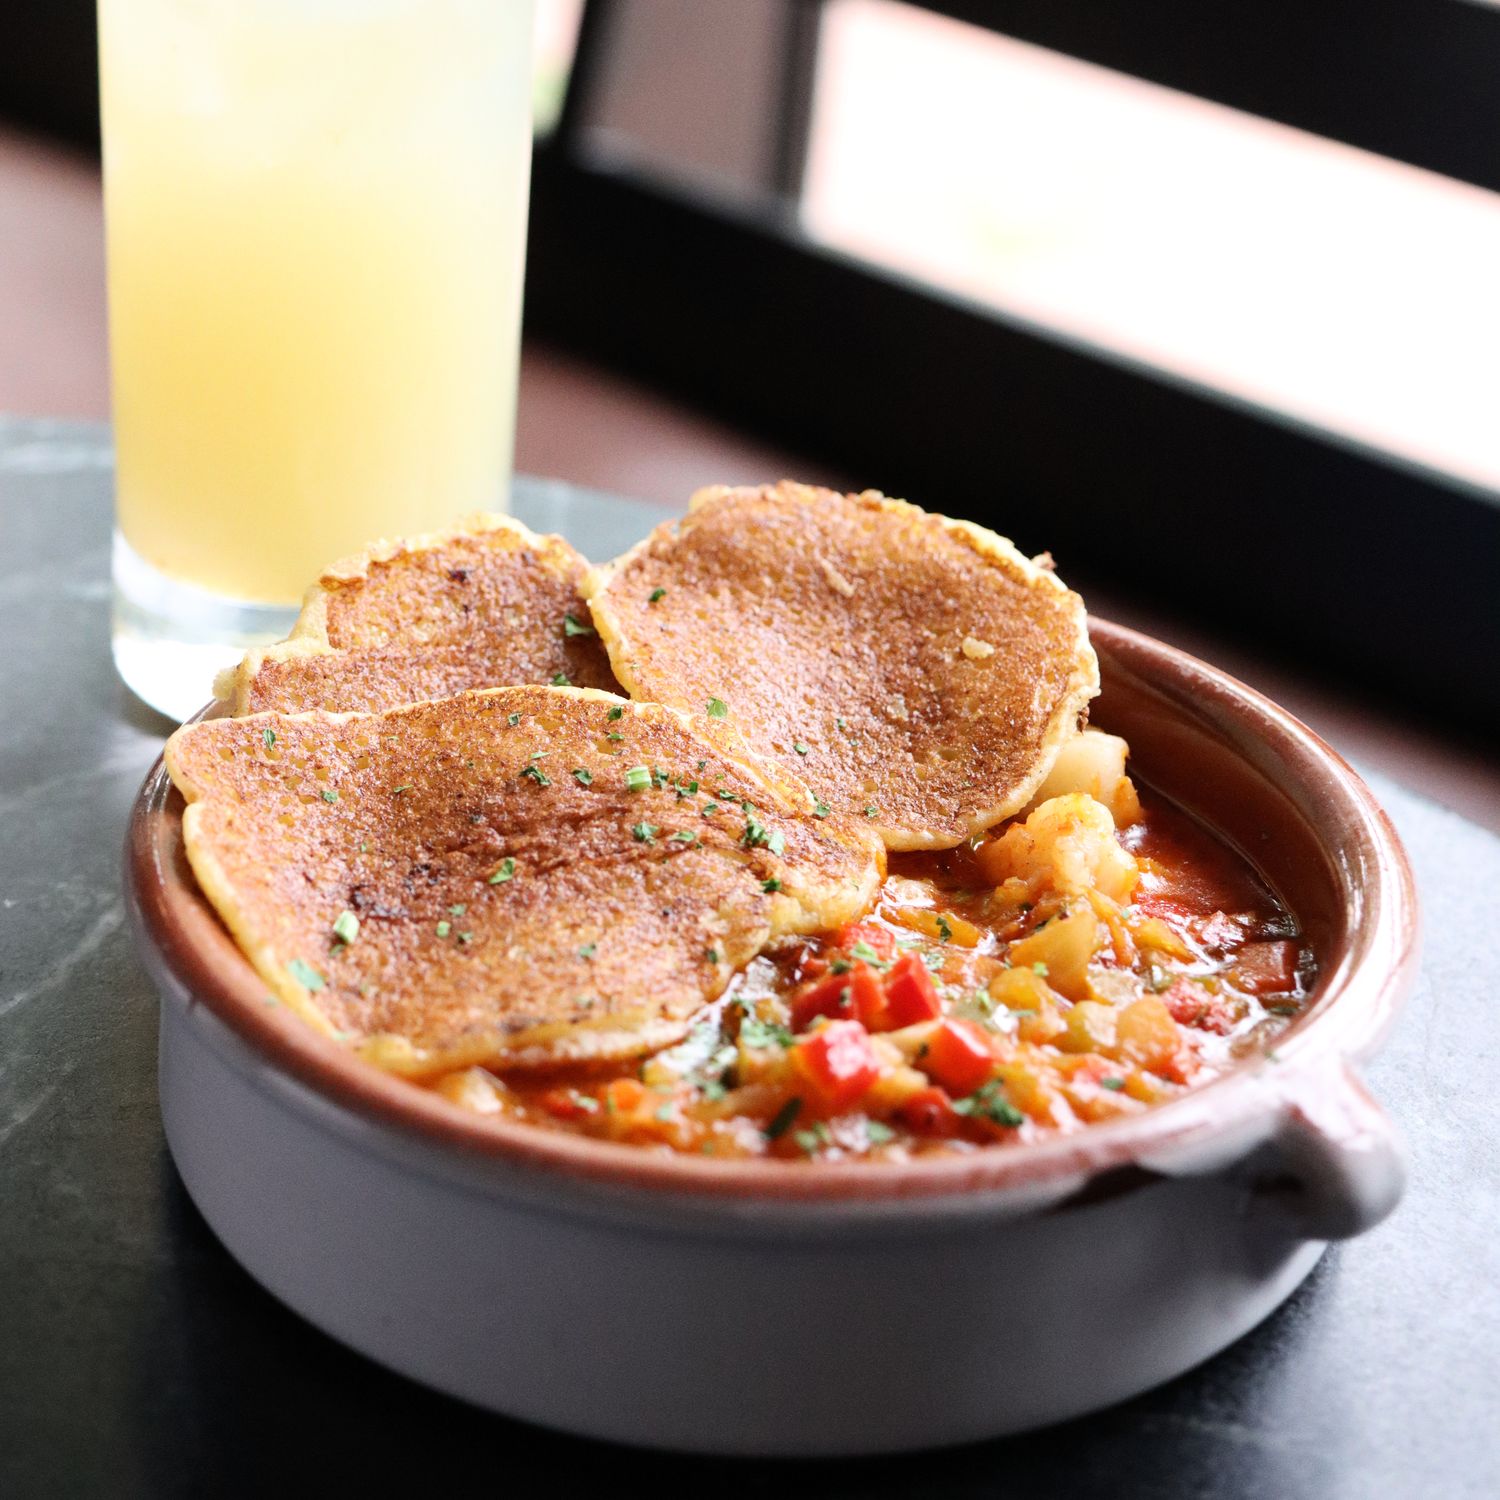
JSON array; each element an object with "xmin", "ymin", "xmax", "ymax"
[{"xmin": 2, "ymin": 418, "xmax": 1496, "ymax": 1500}]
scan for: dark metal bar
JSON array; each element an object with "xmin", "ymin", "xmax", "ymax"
[
  {"xmin": 526, "ymin": 146, "xmax": 1500, "ymax": 733},
  {"xmin": 891, "ymin": 0, "xmax": 1500, "ymax": 195},
  {"xmin": 770, "ymin": 0, "xmax": 826, "ymax": 202}
]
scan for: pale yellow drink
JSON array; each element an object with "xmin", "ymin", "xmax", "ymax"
[{"xmin": 100, "ymin": 0, "xmax": 535, "ymax": 607}]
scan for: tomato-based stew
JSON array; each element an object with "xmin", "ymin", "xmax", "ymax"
[{"xmin": 423, "ymin": 731, "xmax": 1312, "ymax": 1160}]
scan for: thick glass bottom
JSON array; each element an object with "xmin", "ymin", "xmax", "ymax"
[{"xmin": 112, "ymin": 531, "xmax": 296, "ymax": 721}]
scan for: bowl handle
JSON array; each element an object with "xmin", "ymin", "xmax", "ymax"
[{"xmin": 1260, "ymin": 1063, "xmax": 1406, "ymax": 1240}]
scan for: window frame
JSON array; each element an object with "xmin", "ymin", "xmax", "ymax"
[{"xmin": 528, "ymin": 0, "xmax": 1500, "ymax": 733}]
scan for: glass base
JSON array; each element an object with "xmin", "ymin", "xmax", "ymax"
[{"xmin": 112, "ymin": 532, "xmax": 297, "ymax": 721}]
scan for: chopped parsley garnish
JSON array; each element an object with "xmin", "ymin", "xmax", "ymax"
[
  {"xmin": 654, "ymin": 1102, "xmax": 675, "ymax": 1122},
  {"xmin": 332, "ymin": 910, "xmax": 359, "ymax": 945},
  {"xmin": 521, "ymin": 764, "xmax": 551, "ymax": 786},
  {"xmin": 529, "ymin": 749, "xmax": 550, "ymax": 760},
  {"xmin": 952, "ymin": 1080, "xmax": 1025, "ymax": 1128},
  {"xmin": 762, "ymin": 878, "xmax": 782, "ymax": 893},
  {"xmin": 705, "ymin": 947, "xmax": 721, "ymax": 965},
  {"xmin": 578, "ymin": 943, "xmax": 597, "ymax": 960},
  {"xmin": 262, "ymin": 728, "xmax": 275, "ymax": 750},
  {"xmin": 1032, "ymin": 962, "xmax": 1049, "ymax": 976},
  {"xmin": 436, "ymin": 920, "xmax": 451, "ymax": 938},
  {"xmin": 572, "ymin": 767, "xmax": 594, "ymax": 786},
  {"xmin": 625, "ymin": 764, "xmax": 651, "ymax": 791},
  {"xmin": 793, "ymin": 741, "xmax": 810, "ymax": 756},
  {"xmin": 449, "ymin": 904, "xmax": 467, "ymax": 916},
  {"xmin": 393, "ymin": 784, "xmax": 413, "ymax": 795},
  {"xmin": 812, "ymin": 798, "xmax": 831, "ymax": 818},
  {"xmin": 865, "ymin": 1120, "xmax": 897, "ymax": 1146},
  {"xmin": 287, "ymin": 958, "xmax": 325, "ymax": 992},
  {"xmin": 701, "ymin": 802, "xmax": 719, "ymax": 817},
  {"xmin": 607, "ymin": 705, "xmax": 624, "ymax": 721},
  {"xmin": 507, "ymin": 712, "xmax": 522, "ymax": 726},
  {"xmin": 1102, "ymin": 1077, "xmax": 1126, "ymax": 1091},
  {"xmin": 828, "ymin": 958, "xmax": 852, "ymax": 975},
  {"xmin": 457, "ymin": 931, "xmax": 474, "ymax": 944},
  {"xmin": 706, "ymin": 697, "xmax": 728, "ymax": 719},
  {"xmin": 922, "ymin": 950, "xmax": 945, "ymax": 973},
  {"xmin": 563, "ymin": 613, "xmax": 594, "ymax": 637},
  {"xmin": 863, "ymin": 804, "xmax": 878, "ymax": 818},
  {"xmin": 669, "ymin": 830, "xmax": 699, "ymax": 845},
  {"xmin": 764, "ymin": 1097, "xmax": 802, "ymax": 1140},
  {"xmin": 550, "ymin": 672, "xmax": 571, "ymax": 687},
  {"xmin": 851, "ymin": 940, "xmax": 888, "ymax": 969},
  {"xmin": 936, "ymin": 915, "xmax": 952, "ymax": 943},
  {"xmin": 608, "ymin": 731, "xmax": 624, "ymax": 741},
  {"xmin": 740, "ymin": 1015, "xmax": 794, "ymax": 1050},
  {"xmin": 648, "ymin": 587, "xmax": 667, "ymax": 603},
  {"xmin": 488, "ymin": 858, "xmax": 516, "ymax": 884},
  {"xmin": 320, "ymin": 789, "xmax": 339, "ymax": 803},
  {"xmin": 794, "ymin": 1122, "xmax": 832, "ymax": 1156},
  {"xmin": 741, "ymin": 815, "xmax": 784, "ymax": 854},
  {"xmin": 632, "ymin": 822, "xmax": 659, "ymax": 843}
]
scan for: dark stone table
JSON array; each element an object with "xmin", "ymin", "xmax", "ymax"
[{"xmin": 1, "ymin": 417, "xmax": 1496, "ymax": 1498}]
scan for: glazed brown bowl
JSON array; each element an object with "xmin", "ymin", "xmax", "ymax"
[{"xmin": 124, "ymin": 619, "xmax": 1419, "ymax": 1453}]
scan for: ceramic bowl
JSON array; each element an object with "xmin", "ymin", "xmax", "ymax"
[{"xmin": 124, "ymin": 619, "xmax": 1418, "ymax": 1456}]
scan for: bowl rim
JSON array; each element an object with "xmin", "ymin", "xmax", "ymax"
[{"xmin": 125, "ymin": 618, "xmax": 1419, "ymax": 1204}]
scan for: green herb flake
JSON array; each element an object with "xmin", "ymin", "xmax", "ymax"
[
  {"xmin": 287, "ymin": 958, "xmax": 326, "ymax": 992},
  {"xmin": 812, "ymin": 799, "xmax": 831, "ymax": 819},
  {"xmin": 457, "ymin": 931, "xmax": 474, "ymax": 944},
  {"xmin": 701, "ymin": 802, "xmax": 720, "ymax": 817},
  {"xmin": 436, "ymin": 920, "xmax": 451, "ymax": 939},
  {"xmin": 262, "ymin": 728, "xmax": 276, "ymax": 750},
  {"xmin": 740, "ymin": 1015, "xmax": 794, "ymax": 1051},
  {"xmin": 865, "ymin": 1120, "xmax": 897, "ymax": 1146},
  {"xmin": 320, "ymin": 788, "xmax": 339, "ymax": 803},
  {"xmin": 705, "ymin": 947, "xmax": 721, "ymax": 965},
  {"xmin": 449, "ymin": 903, "xmax": 467, "ymax": 916},
  {"xmin": 521, "ymin": 764, "xmax": 551, "ymax": 786},
  {"xmin": 669, "ymin": 830, "xmax": 699, "ymax": 845},
  {"xmin": 828, "ymin": 958, "xmax": 852, "ymax": 975},
  {"xmin": 607, "ymin": 731, "xmax": 624, "ymax": 742},
  {"xmin": 851, "ymin": 941, "xmax": 889, "ymax": 970},
  {"xmin": 764, "ymin": 1097, "xmax": 803, "ymax": 1140},
  {"xmin": 607, "ymin": 705, "xmax": 625, "ymax": 721},
  {"xmin": 1102, "ymin": 1077, "xmax": 1126, "ymax": 1091},
  {"xmin": 578, "ymin": 943, "xmax": 597, "ymax": 961},
  {"xmin": 488, "ymin": 858, "xmax": 517, "ymax": 885},
  {"xmin": 632, "ymin": 822, "xmax": 659, "ymax": 844},
  {"xmin": 332, "ymin": 910, "xmax": 360, "ymax": 945},
  {"xmin": 863, "ymin": 804, "xmax": 878, "ymax": 818},
  {"xmin": 923, "ymin": 950, "xmax": 946, "ymax": 974},
  {"xmin": 793, "ymin": 741, "xmax": 810, "ymax": 756},
  {"xmin": 706, "ymin": 697, "xmax": 729, "ymax": 719},
  {"xmin": 794, "ymin": 1122, "xmax": 832, "ymax": 1156},
  {"xmin": 507, "ymin": 712, "xmax": 522, "ymax": 727},
  {"xmin": 936, "ymin": 915, "xmax": 952, "ymax": 943},
  {"xmin": 648, "ymin": 587, "xmax": 667, "ymax": 603},
  {"xmin": 563, "ymin": 613, "xmax": 594, "ymax": 637},
  {"xmin": 952, "ymin": 1080, "xmax": 1025, "ymax": 1128},
  {"xmin": 393, "ymin": 784, "xmax": 413, "ymax": 796},
  {"xmin": 1032, "ymin": 961, "xmax": 1050, "ymax": 977},
  {"xmin": 762, "ymin": 878, "xmax": 782, "ymax": 893},
  {"xmin": 572, "ymin": 767, "xmax": 594, "ymax": 786},
  {"xmin": 654, "ymin": 1102, "xmax": 675, "ymax": 1123},
  {"xmin": 625, "ymin": 764, "xmax": 652, "ymax": 792},
  {"xmin": 550, "ymin": 673, "xmax": 571, "ymax": 687}
]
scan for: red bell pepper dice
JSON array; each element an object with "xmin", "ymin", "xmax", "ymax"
[
  {"xmin": 790, "ymin": 963, "xmax": 888, "ymax": 1032},
  {"xmin": 792, "ymin": 1019, "xmax": 882, "ymax": 1112},
  {"xmin": 1229, "ymin": 940, "xmax": 1300, "ymax": 995},
  {"xmin": 882, "ymin": 952, "xmax": 942, "ymax": 1027},
  {"xmin": 922, "ymin": 1019, "xmax": 996, "ymax": 1098},
  {"xmin": 895, "ymin": 1086, "xmax": 965, "ymax": 1138},
  {"xmin": 831, "ymin": 921, "xmax": 897, "ymax": 962}
]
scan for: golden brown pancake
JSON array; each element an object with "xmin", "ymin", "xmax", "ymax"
[
  {"xmin": 165, "ymin": 686, "xmax": 883, "ymax": 1076},
  {"xmin": 218, "ymin": 514, "xmax": 617, "ymax": 715},
  {"xmin": 585, "ymin": 482, "xmax": 1098, "ymax": 851}
]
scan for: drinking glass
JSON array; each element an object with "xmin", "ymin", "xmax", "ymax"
[{"xmin": 99, "ymin": 0, "xmax": 536, "ymax": 719}]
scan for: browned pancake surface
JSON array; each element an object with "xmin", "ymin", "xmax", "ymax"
[
  {"xmin": 166, "ymin": 687, "xmax": 883, "ymax": 1075},
  {"xmin": 586, "ymin": 482, "xmax": 1098, "ymax": 850},
  {"xmin": 222, "ymin": 515, "xmax": 616, "ymax": 715}
]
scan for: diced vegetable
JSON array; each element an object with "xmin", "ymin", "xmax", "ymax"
[
  {"xmin": 920, "ymin": 1019, "xmax": 996, "ymax": 1097},
  {"xmin": 830, "ymin": 921, "xmax": 896, "ymax": 962},
  {"xmin": 1006, "ymin": 904, "xmax": 1103, "ymax": 1001},
  {"xmin": 1227, "ymin": 939, "xmax": 1300, "ymax": 995},
  {"xmin": 975, "ymin": 793, "xmax": 1139, "ymax": 904},
  {"xmin": 789, "ymin": 963, "xmax": 887, "ymax": 1032},
  {"xmin": 894, "ymin": 1086, "xmax": 965, "ymax": 1138},
  {"xmin": 882, "ymin": 952, "xmax": 942, "ymax": 1026},
  {"xmin": 791, "ymin": 1020, "xmax": 882, "ymax": 1112},
  {"xmin": 888, "ymin": 906, "xmax": 985, "ymax": 947}
]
